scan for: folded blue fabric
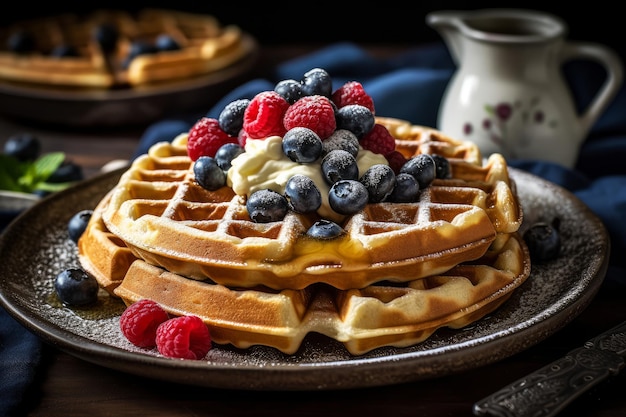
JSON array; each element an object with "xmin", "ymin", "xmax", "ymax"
[{"xmin": 4, "ymin": 41, "xmax": 625, "ymax": 416}]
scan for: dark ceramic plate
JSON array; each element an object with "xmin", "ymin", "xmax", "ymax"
[
  {"xmin": 0, "ymin": 34, "xmax": 258, "ymax": 127},
  {"xmin": 0, "ymin": 167, "xmax": 609, "ymax": 390}
]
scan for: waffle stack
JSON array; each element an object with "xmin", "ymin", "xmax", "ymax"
[
  {"xmin": 0, "ymin": 9, "xmax": 254, "ymax": 88},
  {"xmin": 78, "ymin": 117, "xmax": 530, "ymax": 355}
]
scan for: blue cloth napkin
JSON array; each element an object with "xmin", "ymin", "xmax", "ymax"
[{"xmin": 3, "ymin": 41, "xmax": 625, "ymax": 416}]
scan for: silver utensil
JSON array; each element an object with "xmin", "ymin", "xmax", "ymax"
[{"xmin": 473, "ymin": 320, "xmax": 626, "ymax": 417}]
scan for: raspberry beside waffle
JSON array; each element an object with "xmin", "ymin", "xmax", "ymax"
[{"xmin": 0, "ymin": 9, "xmax": 254, "ymax": 88}]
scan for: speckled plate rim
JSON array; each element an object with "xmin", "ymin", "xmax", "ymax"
[{"xmin": 0, "ymin": 167, "xmax": 610, "ymax": 391}]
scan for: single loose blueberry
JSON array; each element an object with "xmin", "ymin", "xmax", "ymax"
[
  {"xmin": 48, "ymin": 161, "xmax": 84, "ymax": 183},
  {"xmin": 3, "ymin": 133, "xmax": 41, "ymax": 161},
  {"xmin": 54, "ymin": 268, "xmax": 99, "ymax": 307},
  {"xmin": 523, "ymin": 220, "xmax": 561, "ymax": 262},
  {"xmin": 68, "ymin": 209, "xmax": 93, "ymax": 243}
]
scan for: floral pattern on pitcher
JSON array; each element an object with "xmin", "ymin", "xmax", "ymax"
[{"xmin": 461, "ymin": 97, "xmax": 558, "ymax": 158}]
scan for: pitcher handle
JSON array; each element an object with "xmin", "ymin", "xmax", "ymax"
[{"xmin": 561, "ymin": 42, "xmax": 623, "ymax": 134}]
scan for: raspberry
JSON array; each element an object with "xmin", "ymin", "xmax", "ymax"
[
  {"xmin": 283, "ymin": 95, "xmax": 336, "ymax": 140},
  {"xmin": 331, "ymin": 81, "xmax": 375, "ymax": 113},
  {"xmin": 187, "ymin": 117, "xmax": 238, "ymax": 161},
  {"xmin": 385, "ymin": 150, "xmax": 408, "ymax": 175},
  {"xmin": 120, "ymin": 299, "xmax": 170, "ymax": 348},
  {"xmin": 243, "ymin": 91, "xmax": 289, "ymax": 139},
  {"xmin": 155, "ymin": 315, "xmax": 212, "ymax": 360},
  {"xmin": 359, "ymin": 123, "xmax": 396, "ymax": 155}
]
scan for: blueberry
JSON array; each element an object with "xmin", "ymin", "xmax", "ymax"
[
  {"xmin": 3, "ymin": 133, "xmax": 41, "ymax": 161},
  {"xmin": 93, "ymin": 23, "xmax": 119, "ymax": 52},
  {"xmin": 214, "ymin": 143, "xmax": 244, "ymax": 171},
  {"xmin": 274, "ymin": 79, "xmax": 303, "ymax": 104},
  {"xmin": 218, "ymin": 99, "xmax": 250, "ymax": 137},
  {"xmin": 431, "ymin": 154, "xmax": 452, "ymax": 179},
  {"xmin": 50, "ymin": 43, "xmax": 79, "ymax": 58},
  {"xmin": 321, "ymin": 149, "xmax": 359, "ymax": 185},
  {"xmin": 400, "ymin": 154, "xmax": 436, "ymax": 189},
  {"xmin": 300, "ymin": 68, "xmax": 332, "ymax": 97},
  {"xmin": 282, "ymin": 127, "xmax": 323, "ymax": 163},
  {"xmin": 246, "ymin": 189, "xmax": 288, "ymax": 223},
  {"xmin": 68, "ymin": 209, "xmax": 93, "ymax": 243},
  {"xmin": 54, "ymin": 268, "xmax": 99, "ymax": 307},
  {"xmin": 194, "ymin": 156, "xmax": 226, "ymax": 190},
  {"xmin": 285, "ymin": 174, "xmax": 322, "ymax": 213},
  {"xmin": 360, "ymin": 164, "xmax": 396, "ymax": 203},
  {"xmin": 523, "ymin": 219, "xmax": 561, "ymax": 262},
  {"xmin": 388, "ymin": 173, "xmax": 420, "ymax": 203},
  {"xmin": 329, "ymin": 179, "xmax": 369, "ymax": 215},
  {"xmin": 155, "ymin": 34, "xmax": 181, "ymax": 51},
  {"xmin": 122, "ymin": 40, "xmax": 157, "ymax": 68},
  {"xmin": 48, "ymin": 161, "xmax": 84, "ymax": 183},
  {"xmin": 335, "ymin": 105, "xmax": 375, "ymax": 138},
  {"xmin": 306, "ymin": 219, "xmax": 345, "ymax": 239},
  {"xmin": 322, "ymin": 129, "xmax": 360, "ymax": 158},
  {"xmin": 7, "ymin": 30, "xmax": 35, "ymax": 53}
]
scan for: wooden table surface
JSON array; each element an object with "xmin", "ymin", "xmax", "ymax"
[{"xmin": 1, "ymin": 45, "xmax": 625, "ymax": 417}]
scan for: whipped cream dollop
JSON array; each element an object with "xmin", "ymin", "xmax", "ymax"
[{"xmin": 227, "ymin": 136, "xmax": 388, "ymax": 221}]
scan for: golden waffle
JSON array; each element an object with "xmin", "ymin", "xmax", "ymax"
[
  {"xmin": 83, "ymin": 195, "xmax": 529, "ymax": 354},
  {"xmin": 78, "ymin": 117, "xmax": 529, "ymax": 354},
  {"xmin": 100, "ymin": 133, "xmax": 521, "ymax": 290},
  {"xmin": 0, "ymin": 9, "xmax": 254, "ymax": 88}
]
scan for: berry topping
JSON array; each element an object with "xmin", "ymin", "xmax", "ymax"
[
  {"xmin": 385, "ymin": 150, "xmax": 408, "ymax": 175},
  {"xmin": 155, "ymin": 315, "xmax": 212, "ymax": 359},
  {"xmin": 246, "ymin": 189, "xmax": 289, "ymax": 223},
  {"xmin": 285, "ymin": 174, "xmax": 322, "ymax": 213},
  {"xmin": 321, "ymin": 149, "xmax": 359, "ymax": 185},
  {"xmin": 306, "ymin": 219, "xmax": 345, "ymax": 239},
  {"xmin": 243, "ymin": 91, "xmax": 290, "ymax": 139},
  {"xmin": 300, "ymin": 68, "xmax": 332, "ymax": 97},
  {"xmin": 359, "ymin": 123, "xmax": 396, "ymax": 155},
  {"xmin": 155, "ymin": 34, "xmax": 181, "ymax": 51},
  {"xmin": 68, "ymin": 209, "xmax": 93, "ymax": 243},
  {"xmin": 329, "ymin": 180, "xmax": 369, "ymax": 215},
  {"xmin": 360, "ymin": 164, "xmax": 396, "ymax": 203},
  {"xmin": 187, "ymin": 117, "xmax": 238, "ymax": 161},
  {"xmin": 93, "ymin": 23, "xmax": 118, "ymax": 53},
  {"xmin": 54, "ymin": 268, "xmax": 99, "ymax": 307},
  {"xmin": 283, "ymin": 95, "xmax": 336, "ymax": 140},
  {"xmin": 431, "ymin": 154, "xmax": 452, "ymax": 179},
  {"xmin": 218, "ymin": 98, "xmax": 250, "ymax": 137},
  {"xmin": 523, "ymin": 219, "xmax": 561, "ymax": 262},
  {"xmin": 331, "ymin": 81, "xmax": 375, "ymax": 113},
  {"xmin": 214, "ymin": 143, "xmax": 244, "ymax": 171},
  {"xmin": 388, "ymin": 173, "xmax": 420, "ymax": 203},
  {"xmin": 120, "ymin": 299, "xmax": 170, "ymax": 348},
  {"xmin": 50, "ymin": 44, "xmax": 79, "ymax": 58},
  {"xmin": 282, "ymin": 127, "xmax": 323, "ymax": 163},
  {"xmin": 400, "ymin": 154, "xmax": 437, "ymax": 189},
  {"xmin": 193, "ymin": 156, "xmax": 226, "ymax": 190},
  {"xmin": 7, "ymin": 30, "xmax": 35, "ymax": 53},
  {"xmin": 274, "ymin": 79, "xmax": 303, "ymax": 104},
  {"xmin": 322, "ymin": 129, "xmax": 360, "ymax": 158},
  {"xmin": 335, "ymin": 104, "xmax": 375, "ymax": 138}
]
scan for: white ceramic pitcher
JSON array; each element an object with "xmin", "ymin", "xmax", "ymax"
[{"xmin": 427, "ymin": 9, "xmax": 623, "ymax": 167}]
